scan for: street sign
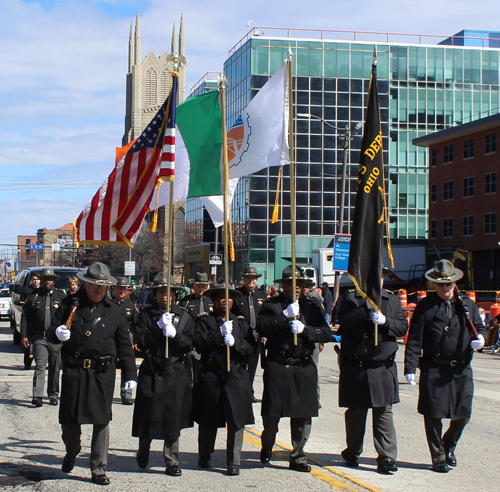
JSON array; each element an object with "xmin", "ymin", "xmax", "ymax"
[
  {"xmin": 209, "ymin": 254, "xmax": 222, "ymax": 265},
  {"xmin": 124, "ymin": 261, "xmax": 136, "ymax": 276},
  {"xmin": 51, "ymin": 243, "xmax": 60, "ymax": 251},
  {"xmin": 211, "ymin": 266, "xmax": 217, "ymax": 275},
  {"xmin": 332, "ymin": 233, "xmax": 351, "ymax": 272},
  {"xmin": 28, "ymin": 244, "xmax": 45, "ymax": 250}
]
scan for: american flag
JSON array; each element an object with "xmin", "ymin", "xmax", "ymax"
[{"xmin": 75, "ymin": 72, "xmax": 178, "ymax": 246}]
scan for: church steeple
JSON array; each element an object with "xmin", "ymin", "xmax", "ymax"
[
  {"xmin": 128, "ymin": 21, "xmax": 134, "ymax": 73},
  {"xmin": 134, "ymin": 12, "xmax": 141, "ymax": 66},
  {"xmin": 179, "ymin": 14, "xmax": 185, "ymax": 58},
  {"xmin": 171, "ymin": 22, "xmax": 177, "ymax": 55}
]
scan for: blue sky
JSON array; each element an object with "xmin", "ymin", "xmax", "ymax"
[{"xmin": 1, "ymin": 0, "xmax": 499, "ymax": 254}]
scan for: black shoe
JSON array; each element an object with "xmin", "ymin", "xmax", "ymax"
[
  {"xmin": 251, "ymin": 396, "xmax": 258, "ymax": 403},
  {"xmin": 136, "ymin": 452, "xmax": 149, "ymax": 469},
  {"xmin": 62, "ymin": 446, "xmax": 81, "ymax": 473},
  {"xmin": 289, "ymin": 462, "xmax": 311, "ymax": 473},
  {"xmin": 344, "ymin": 457, "xmax": 359, "ymax": 468},
  {"xmin": 445, "ymin": 450, "xmax": 457, "ymax": 467},
  {"xmin": 377, "ymin": 458, "xmax": 398, "ymax": 473},
  {"xmin": 32, "ymin": 397, "xmax": 43, "ymax": 407},
  {"xmin": 198, "ymin": 456, "xmax": 211, "ymax": 469},
  {"xmin": 165, "ymin": 465, "xmax": 182, "ymax": 477},
  {"xmin": 260, "ymin": 448, "xmax": 272, "ymax": 464},
  {"xmin": 122, "ymin": 398, "xmax": 134, "ymax": 405},
  {"xmin": 91, "ymin": 473, "xmax": 110, "ymax": 485},
  {"xmin": 432, "ymin": 460, "xmax": 450, "ymax": 473},
  {"xmin": 49, "ymin": 397, "xmax": 58, "ymax": 406},
  {"xmin": 227, "ymin": 464, "xmax": 240, "ymax": 476}
]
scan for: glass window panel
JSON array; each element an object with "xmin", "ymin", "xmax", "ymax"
[
  {"xmin": 251, "ymin": 46, "xmax": 269, "ymax": 74},
  {"xmin": 310, "ymin": 50, "xmax": 323, "ymax": 77},
  {"xmin": 337, "ymin": 51, "xmax": 349, "ymax": 77}
]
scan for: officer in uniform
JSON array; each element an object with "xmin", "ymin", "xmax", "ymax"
[
  {"xmin": 49, "ymin": 262, "xmax": 137, "ymax": 486},
  {"xmin": 19, "ymin": 272, "xmax": 40, "ymax": 369},
  {"xmin": 20, "ymin": 268, "xmax": 66, "ymax": 406},
  {"xmin": 404, "ymin": 260, "xmax": 486, "ymax": 473},
  {"xmin": 193, "ymin": 281, "xmax": 256, "ymax": 476},
  {"xmin": 109, "ymin": 276, "xmax": 139, "ymax": 405},
  {"xmin": 336, "ymin": 267, "xmax": 408, "ymax": 473},
  {"xmin": 179, "ymin": 272, "xmax": 213, "ymax": 319},
  {"xmin": 132, "ymin": 273, "xmax": 194, "ymax": 477},
  {"xmin": 256, "ymin": 266, "xmax": 331, "ymax": 472},
  {"xmin": 231, "ymin": 266, "xmax": 267, "ymax": 402}
]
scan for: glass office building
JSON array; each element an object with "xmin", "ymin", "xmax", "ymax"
[{"xmin": 185, "ymin": 28, "xmax": 500, "ymax": 280}]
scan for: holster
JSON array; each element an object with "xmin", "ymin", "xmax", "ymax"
[{"xmin": 96, "ymin": 355, "xmax": 113, "ymax": 373}]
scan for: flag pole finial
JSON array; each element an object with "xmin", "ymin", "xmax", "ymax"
[{"xmin": 373, "ymin": 46, "xmax": 378, "ymax": 67}]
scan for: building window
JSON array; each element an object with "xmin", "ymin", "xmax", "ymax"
[
  {"xmin": 463, "ymin": 177, "xmax": 474, "ymax": 198},
  {"xmin": 430, "ymin": 220, "xmax": 437, "ymax": 239},
  {"xmin": 485, "ymin": 132, "xmax": 497, "ymax": 154},
  {"xmin": 444, "ymin": 144, "xmax": 454, "ymax": 164},
  {"xmin": 463, "ymin": 138, "xmax": 474, "ymax": 159},
  {"xmin": 443, "ymin": 218, "xmax": 454, "ymax": 238},
  {"xmin": 431, "ymin": 148, "xmax": 437, "ymax": 167},
  {"xmin": 431, "ymin": 183, "xmax": 437, "ymax": 202},
  {"xmin": 485, "ymin": 172, "xmax": 497, "ymax": 194},
  {"xmin": 443, "ymin": 180, "xmax": 454, "ymax": 201},
  {"xmin": 485, "ymin": 213, "xmax": 497, "ymax": 235},
  {"xmin": 463, "ymin": 215, "xmax": 474, "ymax": 236}
]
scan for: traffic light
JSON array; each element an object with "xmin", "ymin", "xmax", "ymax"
[{"xmin": 17, "ymin": 244, "xmax": 21, "ymax": 253}]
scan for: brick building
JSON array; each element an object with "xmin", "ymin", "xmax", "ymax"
[{"xmin": 414, "ymin": 113, "xmax": 500, "ymax": 290}]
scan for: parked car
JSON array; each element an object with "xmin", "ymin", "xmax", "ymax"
[
  {"xmin": 10, "ymin": 266, "xmax": 86, "ymax": 344},
  {"xmin": 0, "ymin": 288, "xmax": 12, "ymax": 320}
]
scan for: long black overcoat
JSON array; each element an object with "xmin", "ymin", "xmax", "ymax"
[
  {"xmin": 256, "ymin": 293, "xmax": 331, "ymax": 418},
  {"xmin": 337, "ymin": 289, "xmax": 408, "ymax": 408},
  {"xmin": 48, "ymin": 291, "xmax": 137, "ymax": 425},
  {"xmin": 132, "ymin": 302, "xmax": 194, "ymax": 441},
  {"xmin": 404, "ymin": 292, "xmax": 486, "ymax": 419},
  {"xmin": 192, "ymin": 312, "xmax": 256, "ymax": 429}
]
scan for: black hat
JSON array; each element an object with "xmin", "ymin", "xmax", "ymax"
[
  {"xmin": 150, "ymin": 272, "xmax": 180, "ymax": 290},
  {"xmin": 193, "ymin": 272, "xmax": 212, "ymax": 285},
  {"xmin": 39, "ymin": 268, "xmax": 60, "ymax": 281},
  {"xmin": 76, "ymin": 263, "xmax": 116, "ymax": 286},
  {"xmin": 241, "ymin": 266, "xmax": 262, "ymax": 278},
  {"xmin": 425, "ymin": 260, "xmax": 464, "ymax": 283},
  {"xmin": 274, "ymin": 265, "xmax": 314, "ymax": 286},
  {"xmin": 114, "ymin": 276, "xmax": 130, "ymax": 287},
  {"xmin": 203, "ymin": 281, "xmax": 242, "ymax": 300}
]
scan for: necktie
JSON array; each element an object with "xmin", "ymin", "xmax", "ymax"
[
  {"xmin": 444, "ymin": 301, "xmax": 452, "ymax": 319},
  {"xmin": 44, "ymin": 293, "xmax": 52, "ymax": 330},
  {"xmin": 199, "ymin": 296, "xmax": 205, "ymax": 314},
  {"xmin": 248, "ymin": 291, "xmax": 256, "ymax": 328}
]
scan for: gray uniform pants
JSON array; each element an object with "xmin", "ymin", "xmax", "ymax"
[
  {"xmin": 424, "ymin": 415, "xmax": 470, "ymax": 464},
  {"xmin": 32, "ymin": 336, "xmax": 61, "ymax": 399},
  {"xmin": 138, "ymin": 436, "xmax": 180, "ymax": 467},
  {"xmin": 62, "ymin": 423, "xmax": 109, "ymax": 475},
  {"xmin": 342, "ymin": 405, "xmax": 397, "ymax": 464},
  {"xmin": 261, "ymin": 416, "xmax": 312, "ymax": 465}
]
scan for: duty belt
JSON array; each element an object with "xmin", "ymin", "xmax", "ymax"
[
  {"xmin": 266, "ymin": 354, "xmax": 312, "ymax": 366},
  {"xmin": 423, "ymin": 354, "xmax": 470, "ymax": 366},
  {"xmin": 65, "ymin": 355, "xmax": 115, "ymax": 369},
  {"xmin": 344, "ymin": 356, "xmax": 395, "ymax": 369}
]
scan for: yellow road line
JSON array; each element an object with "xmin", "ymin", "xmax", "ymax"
[{"xmin": 244, "ymin": 427, "xmax": 386, "ymax": 492}]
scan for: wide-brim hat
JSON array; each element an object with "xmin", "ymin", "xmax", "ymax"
[
  {"xmin": 76, "ymin": 262, "xmax": 116, "ymax": 286},
  {"xmin": 193, "ymin": 272, "xmax": 212, "ymax": 285},
  {"xmin": 203, "ymin": 281, "xmax": 242, "ymax": 300},
  {"xmin": 274, "ymin": 265, "xmax": 314, "ymax": 286},
  {"xmin": 241, "ymin": 266, "xmax": 262, "ymax": 278},
  {"xmin": 39, "ymin": 268, "xmax": 60, "ymax": 281},
  {"xmin": 114, "ymin": 276, "xmax": 130, "ymax": 287},
  {"xmin": 149, "ymin": 272, "xmax": 180, "ymax": 290},
  {"xmin": 425, "ymin": 260, "xmax": 464, "ymax": 283}
]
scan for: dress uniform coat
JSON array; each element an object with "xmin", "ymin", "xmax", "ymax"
[
  {"xmin": 405, "ymin": 292, "xmax": 486, "ymax": 419},
  {"xmin": 132, "ymin": 302, "xmax": 194, "ymax": 441},
  {"xmin": 337, "ymin": 289, "xmax": 408, "ymax": 408},
  {"xmin": 256, "ymin": 293, "xmax": 332, "ymax": 418},
  {"xmin": 193, "ymin": 312, "xmax": 256, "ymax": 429},
  {"xmin": 48, "ymin": 291, "xmax": 137, "ymax": 425},
  {"xmin": 179, "ymin": 294, "xmax": 213, "ymax": 319}
]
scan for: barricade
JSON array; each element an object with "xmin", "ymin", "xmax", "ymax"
[
  {"xmin": 466, "ymin": 291, "xmax": 476, "ymax": 302},
  {"xmin": 404, "ymin": 302, "xmax": 417, "ymax": 343}
]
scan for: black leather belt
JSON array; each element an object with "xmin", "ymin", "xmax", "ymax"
[
  {"xmin": 344, "ymin": 357, "xmax": 395, "ymax": 369},
  {"xmin": 423, "ymin": 354, "xmax": 470, "ymax": 366},
  {"xmin": 266, "ymin": 355, "xmax": 312, "ymax": 366},
  {"xmin": 66, "ymin": 355, "xmax": 97, "ymax": 369}
]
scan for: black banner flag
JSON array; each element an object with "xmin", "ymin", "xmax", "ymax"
[{"xmin": 347, "ymin": 60, "xmax": 393, "ymax": 311}]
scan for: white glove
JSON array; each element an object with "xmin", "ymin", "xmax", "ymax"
[
  {"xmin": 405, "ymin": 373, "xmax": 416, "ymax": 386},
  {"xmin": 163, "ymin": 324, "xmax": 176, "ymax": 338},
  {"xmin": 471, "ymin": 334, "xmax": 485, "ymax": 351},
  {"xmin": 157, "ymin": 312, "xmax": 173, "ymax": 329},
  {"xmin": 290, "ymin": 319, "xmax": 305, "ymax": 334},
  {"xmin": 370, "ymin": 311, "xmax": 387, "ymax": 325},
  {"xmin": 55, "ymin": 325, "xmax": 71, "ymax": 341},
  {"xmin": 220, "ymin": 320, "xmax": 233, "ymax": 336},
  {"xmin": 124, "ymin": 380, "xmax": 137, "ymax": 390},
  {"xmin": 224, "ymin": 333, "xmax": 235, "ymax": 346},
  {"xmin": 283, "ymin": 301, "xmax": 300, "ymax": 318}
]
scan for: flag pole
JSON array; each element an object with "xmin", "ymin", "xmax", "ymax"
[
  {"xmin": 372, "ymin": 49, "xmax": 379, "ymax": 347},
  {"xmin": 287, "ymin": 52, "xmax": 298, "ymax": 346},
  {"xmin": 218, "ymin": 73, "xmax": 231, "ymax": 372}
]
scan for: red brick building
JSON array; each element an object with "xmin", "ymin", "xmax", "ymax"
[{"xmin": 414, "ymin": 113, "xmax": 500, "ymax": 291}]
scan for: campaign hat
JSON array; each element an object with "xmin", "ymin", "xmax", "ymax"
[
  {"xmin": 274, "ymin": 265, "xmax": 314, "ymax": 286},
  {"xmin": 203, "ymin": 281, "xmax": 242, "ymax": 300},
  {"xmin": 114, "ymin": 276, "xmax": 130, "ymax": 287},
  {"xmin": 150, "ymin": 272, "xmax": 180, "ymax": 290},
  {"xmin": 39, "ymin": 268, "xmax": 60, "ymax": 281},
  {"xmin": 241, "ymin": 266, "xmax": 262, "ymax": 278},
  {"xmin": 425, "ymin": 260, "xmax": 464, "ymax": 283},
  {"xmin": 76, "ymin": 262, "xmax": 116, "ymax": 286},
  {"xmin": 193, "ymin": 272, "xmax": 212, "ymax": 285}
]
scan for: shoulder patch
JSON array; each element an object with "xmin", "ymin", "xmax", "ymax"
[{"xmin": 197, "ymin": 312, "xmax": 209, "ymax": 317}]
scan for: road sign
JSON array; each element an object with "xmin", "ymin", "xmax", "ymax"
[
  {"xmin": 211, "ymin": 266, "xmax": 217, "ymax": 275},
  {"xmin": 124, "ymin": 261, "xmax": 136, "ymax": 276},
  {"xmin": 332, "ymin": 233, "xmax": 351, "ymax": 272},
  {"xmin": 28, "ymin": 244, "xmax": 45, "ymax": 250},
  {"xmin": 209, "ymin": 254, "xmax": 222, "ymax": 265},
  {"xmin": 51, "ymin": 243, "xmax": 60, "ymax": 251}
]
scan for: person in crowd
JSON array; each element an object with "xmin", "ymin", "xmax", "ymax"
[
  {"xmin": 132, "ymin": 273, "xmax": 194, "ymax": 477},
  {"xmin": 179, "ymin": 272, "xmax": 213, "ymax": 320},
  {"xmin": 336, "ymin": 267, "xmax": 408, "ymax": 473},
  {"xmin": 67, "ymin": 276, "xmax": 80, "ymax": 295},
  {"xmin": 49, "ymin": 262, "xmax": 137, "ymax": 486},
  {"xmin": 193, "ymin": 281, "xmax": 256, "ymax": 476},
  {"xmin": 19, "ymin": 272, "xmax": 40, "ymax": 369},
  {"xmin": 231, "ymin": 266, "xmax": 267, "ymax": 402},
  {"xmin": 256, "ymin": 266, "xmax": 331, "ymax": 472},
  {"xmin": 321, "ymin": 282, "xmax": 333, "ymax": 327},
  {"xmin": 405, "ymin": 260, "xmax": 486, "ymax": 473},
  {"xmin": 20, "ymin": 268, "xmax": 66, "ymax": 406}
]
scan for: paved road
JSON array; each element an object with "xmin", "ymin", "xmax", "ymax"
[{"xmin": 0, "ymin": 319, "xmax": 499, "ymax": 491}]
